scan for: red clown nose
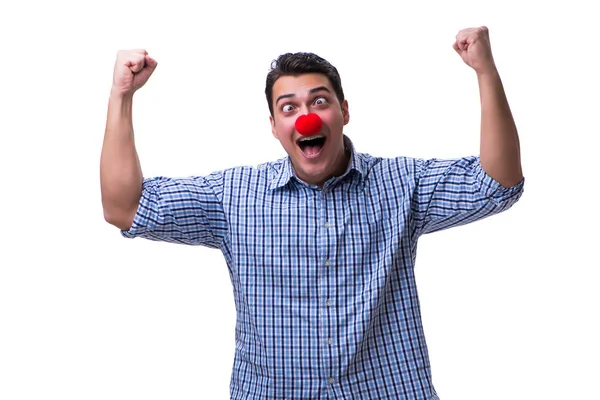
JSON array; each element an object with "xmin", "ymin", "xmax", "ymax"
[{"xmin": 295, "ymin": 113, "xmax": 322, "ymax": 136}]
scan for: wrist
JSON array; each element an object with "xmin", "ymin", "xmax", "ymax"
[
  {"xmin": 109, "ymin": 86, "xmax": 135, "ymax": 102},
  {"xmin": 107, "ymin": 88, "xmax": 135, "ymax": 120},
  {"xmin": 476, "ymin": 65, "xmax": 500, "ymax": 80}
]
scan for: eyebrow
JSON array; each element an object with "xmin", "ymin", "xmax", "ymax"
[{"xmin": 275, "ymin": 86, "xmax": 331, "ymax": 106}]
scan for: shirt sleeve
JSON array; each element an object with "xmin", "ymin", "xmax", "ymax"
[
  {"xmin": 120, "ymin": 172, "xmax": 228, "ymax": 248},
  {"xmin": 411, "ymin": 155, "xmax": 524, "ymax": 237}
]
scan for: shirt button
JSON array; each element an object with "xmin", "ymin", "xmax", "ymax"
[
  {"xmin": 327, "ymin": 337, "xmax": 332, "ymax": 345},
  {"xmin": 329, "ymin": 377, "xmax": 334, "ymax": 384},
  {"xmin": 324, "ymin": 221, "xmax": 330, "ymax": 228},
  {"xmin": 325, "ymin": 260, "xmax": 331, "ymax": 267},
  {"xmin": 326, "ymin": 299, "xmax": 332, "ymax": 306}
]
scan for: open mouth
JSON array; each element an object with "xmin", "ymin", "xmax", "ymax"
[{"xmin": 297, "ymin": 135, "xmax": 327, "ymax": 158}]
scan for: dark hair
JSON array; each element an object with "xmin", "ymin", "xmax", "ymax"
[{"xmin": 265, "ymin": 52, "xmax": 345, "ymax": 116}]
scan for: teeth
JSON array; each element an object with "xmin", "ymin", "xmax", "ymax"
[{"xmin": 298, "ymin": 134, "xmax": 324, "ymax": 142}]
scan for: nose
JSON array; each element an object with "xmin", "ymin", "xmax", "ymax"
[
  {"xmin": 299, "ymin": 104, "xmax": 310, "ymax": 115},
  {"xmin": 295, "ymin": 113, "xmax": 322, "ymax": 136}
]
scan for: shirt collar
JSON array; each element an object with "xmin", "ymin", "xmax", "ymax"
[{"xmin": 268, "ymin": 135, "xmax": 365, "ymax": 191}]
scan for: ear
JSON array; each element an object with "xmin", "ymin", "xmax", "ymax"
[
  {"xmin": 342, "ymin": 100, "xmax": 350, "ymax": 125},
  {"xmin": 270, "ymin": 115, "xmax": 278, "ymax": 139}
]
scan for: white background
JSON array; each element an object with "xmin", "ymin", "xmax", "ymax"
[{"xmin": 1, "ymin": 0, "xmax": 598, "ymax": 399}]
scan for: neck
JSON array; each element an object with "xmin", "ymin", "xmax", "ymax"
[{"xmin": 315, "ymin": 143, "xmax": 351, "ymax": 187}]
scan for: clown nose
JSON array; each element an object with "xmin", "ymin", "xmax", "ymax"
[{"xmin": 295, "ymin": 113, "xmax": 322, "ymax": 136}]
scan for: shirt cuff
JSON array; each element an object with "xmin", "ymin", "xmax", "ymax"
[
  {"xmin": 473, "ymin": 157, "xmax": 525, "ymax": 205},
  {"xmin": 120, "ymin": 178, "xmax": 160, "ymax": 238}
]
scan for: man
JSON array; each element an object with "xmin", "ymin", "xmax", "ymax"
[{"xmin": 101, "ymin": 26, "xmax": 524, "ymax": 399}]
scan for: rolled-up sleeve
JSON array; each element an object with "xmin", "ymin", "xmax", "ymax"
[
  {"xmin": 411, "ymin": 156, "xmax": 524, "ymax": 237},
  {"xmin": 121, "ymin": 172, "xmax": 228, "ymax": 248}
]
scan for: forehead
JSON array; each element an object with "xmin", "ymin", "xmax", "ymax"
[{"xmin": 272, "ymin": 73, "xmax": 333, "ymax": 97}]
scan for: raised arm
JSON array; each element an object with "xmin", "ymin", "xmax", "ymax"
[
  {"xmin": 100, "ymin": 50, "xmax": 157, "ymax": 230},
  {"xmin": 453, "ymin": 26, "xmax": 523, "ymax": 188}
]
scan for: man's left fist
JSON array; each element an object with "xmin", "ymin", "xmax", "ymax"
[{"xmin": 453, "ymin": 26, "xmax": 496, "ymax": 75}]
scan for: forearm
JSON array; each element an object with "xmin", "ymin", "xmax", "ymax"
[
  {"xmin": 100, "ymin": 90, "xmax": 143, "ymax": 228},
  {"xmin": 478, "ymin": 69, "xmax": 523, "ymax": 188}
]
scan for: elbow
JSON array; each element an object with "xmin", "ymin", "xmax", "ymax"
[
  {"xmin": 103, "ymin": 207, "xmax": 135, "ymax": 231},
  {"xmin": 491, "ymin": 173, "xmax": 523, "ymax": 189},
  {"xmin": 480, "ymin": 157, "xmax": 523, "ymax": 188},
  {"xmin": 498, "ymin": 167, "xmax": 524, "ymax": 188}
]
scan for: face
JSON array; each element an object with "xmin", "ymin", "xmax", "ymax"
[{"xmin": 269, "ymin": 73, "xmax": 350, "ymax": 187}]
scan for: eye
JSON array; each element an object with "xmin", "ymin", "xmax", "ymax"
[
  {"xmin": 282, "ymin": 104, "xmax": 294, "ymax": 113},
  {"xmin": 314, "ymin": 97, "xmax": 328, "ymax": 105}
]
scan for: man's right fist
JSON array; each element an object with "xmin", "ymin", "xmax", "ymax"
[{"xmin": 111, "ymin": 49, "xmax": 158, "ymax": 96}]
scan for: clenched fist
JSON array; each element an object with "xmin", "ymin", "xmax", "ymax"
[
  {"xmin": 111, "ymin": 49, "xmax": 158, "ymax": 96},
  {"xmin": 453, "ymin": 26, "xmax": 496, "ymax": 75}
]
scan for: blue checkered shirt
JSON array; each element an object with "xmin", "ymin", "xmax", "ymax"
[{"xmin": 122, "ymin": 137, "xmax": 524, "ymax": 399}]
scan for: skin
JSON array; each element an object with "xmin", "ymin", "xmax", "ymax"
[
  {"xmin": 100, "ymin": 49, "xmax": 157, "ymax": 230},
  {"xmin": 100, "ymin": 26, "xmax": 523, "ymax": 231},
  {"xmin": 453, "ymin": 26, "xmax": 523, "ymax": 187},
  {"xmin": 269, "ymin": 73, "xmax": 350, "ymax": 187}
]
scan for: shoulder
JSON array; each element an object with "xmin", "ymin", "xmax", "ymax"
[
  {"xmin": 220, "ymin": 156, "xmax": 287, "ymax": 181},
  {"xmin": 355, "ymin": 151, "xmax": 422, "ymax": 180},
  {"xmin": 211, "ymin": 156, "xmax": 289, "ymax": 195}
]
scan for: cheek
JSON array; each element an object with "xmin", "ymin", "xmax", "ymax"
[
  {"xmin": 275, "ymin": 118, "xmax": 297, "ymax": 140},
  {"xmin": 318, "ymin": 109, "xmax": 343, "ymax": 128}
]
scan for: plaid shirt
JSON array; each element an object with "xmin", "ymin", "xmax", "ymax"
[{"xmin": 122, "ymin": 136, "xmax": 524, "ymax": 399}]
